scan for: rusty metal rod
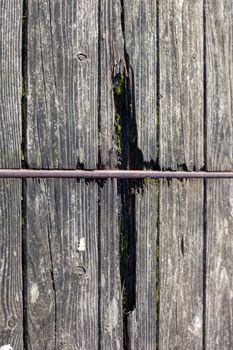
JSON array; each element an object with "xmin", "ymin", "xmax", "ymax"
[{"xmin": 0, "ymin": 169, "xmax": 233, "ymax": 179}]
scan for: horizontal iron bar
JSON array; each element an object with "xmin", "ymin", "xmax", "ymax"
[{"xmin": 0, "ymin": 169, "xmax": 233, "ymax": 179}]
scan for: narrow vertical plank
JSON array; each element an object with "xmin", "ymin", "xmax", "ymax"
[
  {"xmin": 99, "ymin": 0, "xmax": 124, "ymax": 167},
  {"xmin": 206, "ymin": 180, "xmax": 233, "ymax": 349},
  {"xmin": 159, "ymin": 179, "xmax": 203, "ymax": 349},
  {"xmin": 0, "ymin": 1, "xmax": 23, "ymax": 347},
  {"xmin": 129, "ymin": 181, "xmax": 158, "ymax": 349},
  {"xmin": 26, "ymin": 179, "xmax": 98, "ymax": 349},
  {"xmin": 160, "ymin": 0, "xmax": 204, "ymax": 170},
  {"xmin": 206, "ymin": 0, "xmax": 233, "ymax": 171},
  {"xmin": 123, "ymin": 0, "xmax": 158, "ymax": 163},
  {"xmin": 27, "ymin": 0, "xmax": 98, "ymax": 169},
  {"xmin": 0, "ymin": 180, "xmax": 22, "ymax": 349},
  {"xmin": 99, "ymin": 179, "xmax": 123, "ymax": 349},
  {"xmin": 0, "ymin": 0, "xmax": 22, "ymax": 168}
]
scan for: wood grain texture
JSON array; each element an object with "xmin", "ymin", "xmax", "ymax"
[
  {"xmin": 159, "ymin": 179, "xmax": 203, "ymax": 349},
  {"xmin": 127, "ymin": 181, "xmax": 158, "ymax": 349},
  {"xmin": 99, "ymin": 0, "xmax": 124, "ymax": 167},
  {"xmin": 99, "ymin": 179, "xmax": 123, "ymax": 349},
  {"xmin": 206, "ymin": 180, "xmax": 233, "ymax": 349},
  {"xmin": 0, "ymin": 0, "xmax": 22, "ymax": 168},
  {"xmin": 0, "ymin": 179, "xmax": 22, "ymax": 349},
  {"xmin": 124, "ymin": 0, "xmax": 158, "ymax": 163},
  {"xmin": 25, "ymin": 179, "xmax": 98, "ymax": 349},
  {"xmin": 26, "ymin": 0, "xmax": 98, "ymax": 169},
  {"xmin": 206, "ymin": 0, "xmax": 233, "ymax": 171},
  {"xmin": 160, "ymin": 0, "xmax": 204, "ymax": 170}
]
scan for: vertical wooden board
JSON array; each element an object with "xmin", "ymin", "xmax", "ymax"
[
  {"xmin": 0, "ymin": 0, "xmax": 22, "ymax": 168},
  {"xmin": 206, "ymin": 180, "xmax": 233, "ymax": 349},
  {"xmin": 99, "ymin": 179, "xmax": 123, "ymax": 349},
  {"xmin": 159, "ymin": 179, "xmax": 203, "ymax": 349},
  {"xmin": 0, "ymin": 180, "xmax": 22, "ymax": 349},
  {"xmin": 26, "ymin": 179, "xmax": 98, "ymax": 349},
  {"xmin": 128, "ymin": 181, "xmax": 158, "ymax": 349},
  {"xmin": 27, "ymin": 0, "xmax": 98, "ymax": 169},
  {"xmin": 99, "ymin": 0, "xmax": 124, "ymax": 167},
  {"xmin": 123, "ymin": 0, "xmax": 158, "ymax": 163},
  {"xmin": 206, "ymin": 0, "xmax": 233, "ymax": 171},
  {"xmin": 160, "ymin": 0, "xmax": 204, "ymax": 170}
]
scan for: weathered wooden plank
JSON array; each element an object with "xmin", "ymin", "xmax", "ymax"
[
  {"xmin": 206, "ymin": 180, "xmax": 233, "ymax": 349},
  {"xmin": 26, "ymin": 0, "xmax": 98, "ymax": 169},
  {"xmin": 99, "ymin": 0, "xmax": 124, "ymax": 167},
  {"xmin": 206, "ymin": 0, "xmax": 233, "ymax": 171},
  {"xmin": 127, "ymin": 180, "xmax": 158, "ymax": 349},
  {"xmin": 160, "ymin": 0, "xmax": 204, "ymax": 170},
  {"xmin": 123, "ymin": 0, "xmax": 158, "ymax": 163},
  {"xmin": 25, "ymin": 179, "xmax": 98, "ymax": 349},
  {"xmin": 0, "ymin": 179, "xmax": 22, "ymax": 349},
  {"xmin": 159, "ymin": 179, "xmax": 203, "ymax": 349},
  {"xmin": 99, "ymin": 179, "xmax": 123, "ymax": 349},
  {"xmin": 0, "ymin": 0, "xmax": 22, "ymax": 168}
]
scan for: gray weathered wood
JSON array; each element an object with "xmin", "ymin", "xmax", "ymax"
[
  {"xmin": 206, "ymin": 180, "xmax": 233, "ymax": 349},
  {"xmin": 99, "ymin": 179, "xmax": 123, "ymax": 349},
  {"xmin": 160, "ymin": 0, "xmax": 204, "ymax": 170},
  {"xmin": 206, "ymin": 0, "xmax": 233, "ymax": 171},
  {"xmin": 0, "ymin": 179, "xmax": 22, "ymax": 349},
  {"xmin": 124, "ymin": 0, "xmax": 158, "ymax": 163},
  {"xmin": 26, "ymin": 179, "xmax": 98, "ymax": 349},
  {"xmin": 0, "ymin": 2, "xmax": 23, "ymax": 347},
  {"xmin": 27, "ymin": 0, "xmax": 98, "ymax": 169},
  {"xmin": 159, "ymin": 179, "xmax": 203, "ymax": 349},
  {"xmin": 0, "ymin": 0, "xmax": 22, "ymax": 168},
  {"xmin": 99, "ymin": 0, "xmax": 124, "ymax": 167},
  {"xmin": 127, "ymin": 180, "xmax": 158, "ymax": 349}
]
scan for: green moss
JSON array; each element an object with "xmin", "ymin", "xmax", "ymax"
[
  {"xmin": 115, "ymin": 113, "xmax": 122, "ymax": 156},
  {"xmin": 156, "ymin": 243, "xmax": 159, "ymax": 306},
  {"xmin": 156, "ymin": 113, "xmax": 159, "ymax": 127},
  {"xmin": 144, "ymin": 177, "xmax": 152, "ymax": 183},
  {"xmin": 114, "ymin": 73, "xmax": 124, "ymax": 96},
  {"xmin": 155, "ymin": 179, "xmax": 159, "ymax": 209}
]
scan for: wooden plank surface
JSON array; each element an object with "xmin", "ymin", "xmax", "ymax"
[
  {"xmin": 26, "ymin": 0, "xmax": 98, "ymax": 169},
  {"xmin": 124, "ymin": 0, "xmax": 158, "ymax": 163},
  {"xmin": 0, "ymin": 0, "xmax": 22, "ymax": 168},
  {"xmin": 0, "ymin": 1, "xmax": 23, "ymax": 348},
  {"xmin": 127, "ymin": 180, "xmax": 158, "ymax": 349},
  {"xmin": 206, "ymin": 0, "xmax": 233, "ymax": 171},
  {"xmin": 0, "ymin": 180, "xmax": 22, "ymax": 349},
  {"xmin": 206, "ymin": 180, "xmax": 233, "ymax": 349},
  {"xmin": 160, "ymin": 0, "xmax": 204, "ymax": 170},
  {"xmin": 98, "ymin": 0, "xmax": 124, "ymax": 167},
  {"xmin": 25, "ymin": 179, "xmax": 98, "ymax": 349},
  {"xmin": 99, "ymin": 179, "xmax": 123, "ymax": 349},
  {"xmin": 159, "ymin": 179, "xmax": 204, "ymax": 349}
]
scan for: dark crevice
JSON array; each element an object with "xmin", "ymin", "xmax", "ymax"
[
  {"xmin": 22, "ymin": 0, "xmax": 28, "ymax": 169},
  {"xmin": 203, "ymin": 0, "xmax": 207, "ymax": 171},
  {"xmin": 97, "ymin": 183, "xmax": 102, "ymax": 350},
  {"xmin": 22, "ymin": 2, "xmax": 29, "ymax": 350},
  {"xmin": 203, "ymin": 178, "xmax": 207, "ymax": 350},
  {"xmin": 97, "ymin": 0, "xmax": 102, "ymax": 170}
]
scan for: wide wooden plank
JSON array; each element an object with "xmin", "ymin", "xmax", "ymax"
[
  {"xmin": 159, "ymin": 179, "xmax": 203, "ymax": 349},
  {"xmin": 25, "ymin": 179, "xmax": 98, "ymax": 349},
  {"xmin": 206, "ymin": 0, "xmax": 233, "ymax": 171},
  {"xmin": 99, "ymin": 179, "xmax": 123, "ymax": 349},
  {"xmin": 124, "ymin": 0, "xmax": 158, "ymax": 163},
  {"xmin": 127, "ymin": 180, "xmax": 158, "ymax": 349},
  {"xmin": 160, "ymin": 0, "xmax": 204, "ymax": 170},
  {"xmin": 26, "ymin": 0, "xmax": 98, "ymax": 169},
  {"xmin": 0, "ymin": 179, "xmax": 22, "ymax": 349},
  {"xmin": 0, "ymin": 0, "xmax": 22, "ymax": 168},
  {"xmin": 206, "ymin": 180, "xmax": 233, "ymax": 349}
]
